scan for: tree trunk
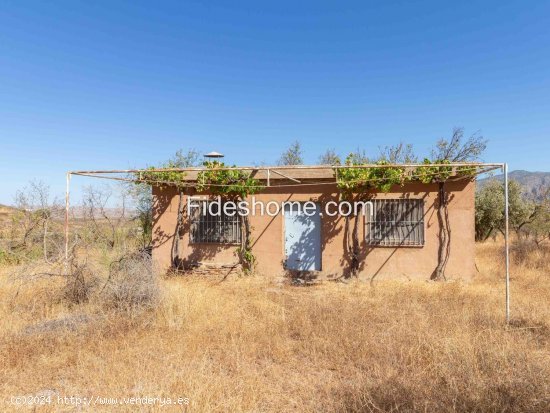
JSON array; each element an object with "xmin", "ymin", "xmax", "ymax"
[
  {"xmin": 483, "ymin": 228, "xmax": 494, "ymax": 242},
  {"xmin": 43, "ymin": 218, "xmax": 53, "ymax": 264},
  {"xmin": 171, "ymin": 190, "xmax": 184, "ymax": 270},
  {"xmin": 431, "ymin": 181, "xmax": 450, "ymax": 281},
  {"xmin": 344, "ymin": 212, "xmax": 360, "ymax": 276},
  {"xmin": 351, "ymin": 212, "xmax": 360, "ymax": 275},
  {"xmin": 239, "ymin": 211, "xmax": 253, "ymax": 272}
]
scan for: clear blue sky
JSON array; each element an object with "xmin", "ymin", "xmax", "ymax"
[{"xmin": 1, "ymin": 1, "xmax": 549, "ymax": 204}]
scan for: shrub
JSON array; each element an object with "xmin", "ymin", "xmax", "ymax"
[
  {"xmin": 61, "ymin": 260, "xmax": 100, "ymax": 305},
  {"xmin": 511, "ymin": 238, "xmax": 549, "ymax": 269},
  {"xmin": 101, "ymin": 251, "xmax": 161, "ymax": 313}
]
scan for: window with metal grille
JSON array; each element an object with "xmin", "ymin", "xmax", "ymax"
[
  {"xmin": 365, "ymin": 199, "xmax": 424, "ymax": 246},
  {"xmin": 189, "ymin": 201, "xmax": 242, "ymax": 244}
]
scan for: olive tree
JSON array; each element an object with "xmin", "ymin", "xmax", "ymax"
[{"xmin": 476, "ymin": 180, "xmax": 547, "ymax": 242}]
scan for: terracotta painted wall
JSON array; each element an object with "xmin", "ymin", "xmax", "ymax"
[{"xmin": 152, "ymin": 180, "xmax": 476, "ymax": 281}]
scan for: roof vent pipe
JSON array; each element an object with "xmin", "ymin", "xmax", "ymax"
[{"xmin": 204, "ymin": 151, "xmax": 224, "ymax": 159}]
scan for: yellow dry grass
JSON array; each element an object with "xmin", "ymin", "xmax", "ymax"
[{"xmin": 0, "ymin": 242, "xmax": 548, "ymax": 412}]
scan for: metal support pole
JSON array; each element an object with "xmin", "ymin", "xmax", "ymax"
[
  {"xmin": 504, "ymin": 163, "xmax": 510, "ymax": 323},
  {"xmin": 65, "ymin": 172, "xmax": 71, "ymax": 261}
]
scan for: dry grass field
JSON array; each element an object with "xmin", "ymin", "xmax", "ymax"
[
  {"xmin": 0, "ymin": 241, "xmax": 548, "ymax": 412},
  {"xmin": 0, "ymin": 204, "xmax": 18, "ymax": 226}
]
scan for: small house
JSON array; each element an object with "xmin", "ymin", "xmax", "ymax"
[{"xmin": 151, "ymin": 164, "xmax": 479, "ymax": 281}]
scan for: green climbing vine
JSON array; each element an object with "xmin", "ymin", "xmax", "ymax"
[
  {"xmin": 196, "ymin": 160, "xmax": 264, "ymax": 272},
  {"xmin": 139, "ymin": 166, "xmax": 188, "ymax": 188},
  {"xmin": 336, "ymin": 156, "xmax": 407, "ymax": 196},
  {"xmin": 335, "ymin": 155, "xmax": 409, "ymax": 275},
  {"xmin": 196, "ymin": 161, "xmax": 263, "ymax": 200},
  {"xmin": 134, "ymin": 166, "xmax": 189, "ymax": 270},
  {"xmin": 336, "ymin": 156, "xmax": 477, "ymax": 279},
  {"xmin": 416, "ymin": 158, "xmax": 476, "ymax": 280}
]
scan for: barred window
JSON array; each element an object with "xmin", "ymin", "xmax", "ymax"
[
  {"xmin": 365, "ymin": 199, "xmax": 424, "ymax": 246},
  {"xmin": 190, "ymin": 201, "xmax": 241, "ymax": 244}
]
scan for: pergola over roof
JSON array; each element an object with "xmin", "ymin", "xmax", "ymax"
[{"xmin": 69, "ymin": 162, "xmax": 502, "ymax": 188}]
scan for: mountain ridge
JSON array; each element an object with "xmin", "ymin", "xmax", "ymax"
[{"xmin": 477, "ymin": 170, "xmax": 550, "ymax": 200}]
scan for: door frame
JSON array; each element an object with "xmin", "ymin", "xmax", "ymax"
[{"xmin": 282, "ymin": 201, "xmax": 322, "ymax": 271}]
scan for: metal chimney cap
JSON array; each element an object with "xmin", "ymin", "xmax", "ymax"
[{"xmin": 204, "ymin": 151, "xmax": 224, "ymax": 158}]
